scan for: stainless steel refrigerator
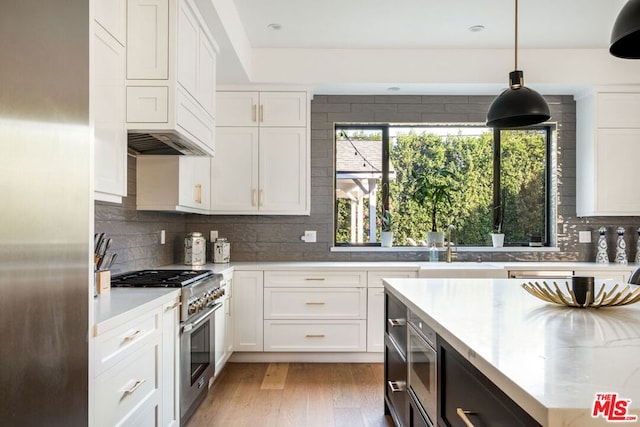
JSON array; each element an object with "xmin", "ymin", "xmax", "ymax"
[{"xmin": 0, "ymin": 1, "xmax": 91, "ymax": 425}]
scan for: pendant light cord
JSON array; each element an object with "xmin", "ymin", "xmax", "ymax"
[{"xmin": 514, "ymin": 0, "xmax": 518, "ymax": 70}]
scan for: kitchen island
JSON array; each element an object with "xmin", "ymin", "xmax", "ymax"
[{"xmin": 384, "ymin": 277, "xmax": 640, "ymax": 427}]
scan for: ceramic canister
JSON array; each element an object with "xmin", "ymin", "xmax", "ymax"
[{"xmin": 184, "ymin": 232, "xmax": 206, "ymax": 266}]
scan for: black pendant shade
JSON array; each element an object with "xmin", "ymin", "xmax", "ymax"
[
  {"xmin": 486, "ymin": 70, "xmax": 551, "ymax": 128},
  {"xmin": 610, "ymin": 0, "xmax": 640, "ymax": 58}
]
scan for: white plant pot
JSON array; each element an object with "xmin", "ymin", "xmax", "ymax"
[
  {"xmin": 491, "ymin": 233, "xmax": 505, "ymax": 248},
  {"xmin": 426, "ymin": 231, "xmax": 445, "ymax": 247},
  {"xmin": 381, "ymin": 231, "xmax": 394, "ymax": 247}
]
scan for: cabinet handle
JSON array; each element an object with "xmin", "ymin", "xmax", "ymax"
[
  {"xmin": 305, "ymin": 302, "xmax": 325, "ymax": 305},
  {"xmin": 252, "ymin": 104, "xmax": 257, "ymax": 122},
  {"xmin": 195, "ymin": 184, "xmax": 202, "ymax": 204},
  {"xmin": 165, "ymin": 301, "xmax": 181, "ymax": 311},
  {"xmin": 259, "ymin": 189, "xmax": 264, "ymax": 206},
  {"xmin": 456, "ymin": 408, "xmax": 476, "ymax": 427},
  {"xmin": 305, "ymin": 334, "xmax": 325, "ymax": 338},
  {"xmin": 387, "ymin": 380, "xmax": 405, "ymax": 393},
  {"xmin": 304, "ymin": 278, "xmax": 326, "ymax": 281},
  {"xmin": 252, "ymin": 190, "xmax": 257, "ymax": 207},
  {"xmin": 123, "ymin": 330, "xmax": 143, "ymax": 341},
  {"xmin": 122, "ymin": 379, "xmax": 146, "ymax": 397},
  {"xmin": 259, "ymin": 104, "xmax": 264, "ymax": 122},
  {"xmin": 387, "ymin": 318, "xmax": 406, "ymax": 327}
]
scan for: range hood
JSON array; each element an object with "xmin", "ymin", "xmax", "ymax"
[{"xmin": 127, "ymin": 131, "xmax": 212, "ymax": 156}]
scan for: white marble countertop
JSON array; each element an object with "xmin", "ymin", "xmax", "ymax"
[{"xmin": 384, "ymin": 277, "xmax": 640, "ymax": 427}]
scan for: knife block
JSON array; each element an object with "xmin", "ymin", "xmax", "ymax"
[{"xmin": 96, "ymin": 270, "xmax": 111, "ymax": 295}]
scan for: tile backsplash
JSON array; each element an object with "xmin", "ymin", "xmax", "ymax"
[{"xmin": 95, "ymin": 95, "xmax": 640, "ymax": 268}]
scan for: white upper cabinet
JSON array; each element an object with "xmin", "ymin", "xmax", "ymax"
[
  {"xmin": 576, "ymin": 89, "xmax": 640, "ymax": 216},
  {"xmin": 212, "ymin": 91, "xmax": 310, "ymax": 215},
  {"xmin": 126, "ymin": 0, "xmax": 219, "ymax": 156},
  {"xmin": 216, "ymin": 91, "xmax": 306, "ymax": 127},
  {"xmin": 93, "ymin": 0, "xmax": 127, "ymax": 203}
]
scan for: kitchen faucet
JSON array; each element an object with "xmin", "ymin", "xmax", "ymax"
[{"xmin": 446, "ymin": 224, "xmax": 457, "ymax": 263}]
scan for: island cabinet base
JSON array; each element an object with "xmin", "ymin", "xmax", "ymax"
[{"xmin": 438, "ymin": 339, "xmax": 541, "ymax": 427}]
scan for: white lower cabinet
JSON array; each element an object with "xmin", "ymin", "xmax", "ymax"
[
  {"xmin": 215, "ymin": 270, "xmax": 233, "ymax": 375},
  {"xmin": 263, "ymin": 270, "xmax": 367, "ymax": 352},
  {"xmin": 232, "ymin": 270, "xmax": 264, "ymax": 351},
  {"xmin": 367, "ymin": 269, "xmax": 418, "ymax": 352},
  {"xmin": 93, "ymin": 293, "xmax": 179, "ymax": 427}
]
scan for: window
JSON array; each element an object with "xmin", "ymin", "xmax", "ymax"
[{"xmin": 334, "ymin": 124, "xmax": 553, "ymax": 247}]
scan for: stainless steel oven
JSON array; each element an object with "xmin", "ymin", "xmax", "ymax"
[
  {"xmin": 408, "ymin": 312, "xmax": 437, "ymax": 426},
  {"xmin": 180, "ymin": 301, "xmax": 221, "ymax": 422}
]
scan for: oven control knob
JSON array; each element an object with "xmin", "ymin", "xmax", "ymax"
[{"xmin": 188, "ymin": 304, "xmax": 197, "ymax": 315}]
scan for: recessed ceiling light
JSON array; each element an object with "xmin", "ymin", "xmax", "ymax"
[
  {"xmin": 469, "ymin": 25, "xmax": 485, "ymax": 32},
  {"xmin": 388, "ymin": 87, "xmax": 401, "ymax": 92},
  {"xmin": 267, "ymin": 23, "xmax": 282, "ymax": 31}
]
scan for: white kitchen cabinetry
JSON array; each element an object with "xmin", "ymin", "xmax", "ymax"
[
  {"xmin": 93, "ymin": 3, "xmax": 127, "ymax": 203},
  {"xmin": 233, "ymin": 270, "xmax": 264, "ymax": 352},
  {"xmin": 576, "ymin": 89, "xmax": 640, "ymax": 216},
  {"xmin": 211, "ymin": 91, "xmax": 309, "ymax": 215},
  {"xmin": 263, "ymin": 270, "xmax": 367, "ymax": 352},
  {"xmin": 94, "ymin": 296, "xmax": 180, "ymax": 427},
  {"xmin": 367, "ymin": 269, "xmax": 418, "ymax": 353},
  {"xmin": 214, "ymin": 270, "xmax": 233, "ymax": 376},
  {"xmin": 126, "ymin": 0, "xmax": 219, "ymax": 156},
  {"xmin": 136, "ymin": 155, "xmax": 211, "ymax": 213}
]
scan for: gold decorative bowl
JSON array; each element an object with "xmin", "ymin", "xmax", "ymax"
[{"xmin": 522, "ymin": 281, "xmax": 640, "ymax": 308}]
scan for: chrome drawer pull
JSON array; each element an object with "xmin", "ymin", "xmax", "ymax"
[
  {"xmin": 387, "ymin": 380, "xmax": 405, "ymax": 393},
  {"xmin": 123, "ymin": 330, "xmax": 143, "ymax": 341},
  {"xmin": 456, "ymin": 407, "xmax": 476, "ymax": 427},
  {"xmin": 305, "ymin": 334, "xmax": 325, "ymax": 338},
  {"xmin": 305, "ymin": 302, "xmax": 325, "ymax": 305},
  {"xmin": 122, "ymin": 379, "xmax": 146, "ymax": 396},
  {"xmin": 304, "ymin": 278, "xmax": 325, "ymax": 281},
  {"xmin": 387, "ymin": 318, "xmax": 406, "ymax": 327}
]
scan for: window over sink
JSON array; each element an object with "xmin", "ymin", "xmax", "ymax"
[{"xmin": 334, "ymin": 124, "xmax": 555, "ymax": 247}]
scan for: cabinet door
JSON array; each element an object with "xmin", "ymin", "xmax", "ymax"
[
  {"xmin": 127, "ymin": 0, "xmax": 169, "ymax": 79},
  {"xmin": 216, "ymin": 92, "xmax": 259, "ymax": 126},
  {"xmin": 94, "ymin": 25, "xmax": 127, "ymax": 202},
  {"xmin": 367, "ymin": 288, "xmax": 385, "ymax": 352},
  {"xmin": 210, "ymin": 127, "xmax": 259, "ymax": 213},
  {"xmin": 94, "ymin": 0, "xmax": 126, "ymax": 43},
  {"xmin": 161, "ymin": 299, "xmax": 180, "ymax": 427},
  {"xmin": 595, "ymin": 128, "xmax": 640, "ymax": 214},
  {"xmin": 598, "ymin": 93, "xmax": 640, "ymax": 128},
  {"xmin": 178, "ymin": 156, "xmax": 210, "ymax": 211},
  {"xmin": 214, "ymin": 297, "xmax": 226, "ymax": 376},
  {"xmin": 177, "ymin": 0, "xmax": 198, "ymax": 97},
  {"xmin": 259, "ymin": 92, "xmax": 307, "ymax": 127},
  {"xmin": 232, "ymin": 271, "xmax": 264, "ymax": 351},
  {"xmin": 259, "ymin": 127, "xmax": 308, "ymax": 214}
]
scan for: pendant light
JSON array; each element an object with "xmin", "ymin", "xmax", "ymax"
[
  {"xmin": 610, "ymin": 0, "xmax": 640, "ymax": 58},
  {"xmin": 486, "ymin": 0, "xmax": 550, "ymax": 128}
]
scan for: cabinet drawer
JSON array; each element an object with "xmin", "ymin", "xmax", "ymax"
[
  {"xmin": 126, "ymin": 86, "xmax": 169, "ymax": 123},
  {"xmin": 439, "ymin": 340, "xmax": 540, "ymax": 427},
  {"xmin": 264, "ymin": 270, "xmax": 367, "ymax": 288},
  {"xmin": 367, "ymin": 270, "xmax": 417, "ymax": 287},
  {"xmin": 94, "ymin": 342, "xmax": 160, "ymax": 427},
  {"xmin": 264, "ymin": 287, "xmax": 366, "ymax": 319},
  {"xmin": 264, "ymin": 320, "xmax": 366, "ymax": 351},
  {"xmin": 94, "ymin": 307, "xmax": 161, "ymax": 375},
  {"xmin": 385, "ymin": 292, "xmax": 407, "ymax": 357}
]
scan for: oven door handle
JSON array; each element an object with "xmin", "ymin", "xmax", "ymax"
[{"xmin": 182, "ymin": 302, "xmax": 222, "ymax": 333}]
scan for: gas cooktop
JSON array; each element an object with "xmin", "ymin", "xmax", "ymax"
[{"xmin": 111, "ymin": 269, "xmax": 214, "ymax": 288}]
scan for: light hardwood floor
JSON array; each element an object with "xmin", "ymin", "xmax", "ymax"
[{"xmin": 185, "ymin": 362, "xmax": 394, "ymax": 427}]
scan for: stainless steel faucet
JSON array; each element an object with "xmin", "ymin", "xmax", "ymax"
[{"xmin": 446, "ymin": 224, "xmax": 457, "ymax": 263}]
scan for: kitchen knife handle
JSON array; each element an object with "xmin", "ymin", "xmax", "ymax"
[{"xmin": 456, "ymin": 408, "xmax": 476, "ymax": 427}]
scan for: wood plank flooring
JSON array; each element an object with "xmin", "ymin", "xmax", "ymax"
[{"xmin": 185, "ymin": 363, "xmax": 394, "ymax": 427}]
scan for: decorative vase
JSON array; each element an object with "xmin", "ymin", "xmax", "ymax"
[
  {"xmin": 595, "ymin": 227, "xmax": 609, "ymax": 264},
  {"xmin": 426, "ymin": 231, "xmax": 445, "ymax": 247},
  {"xmin": 635, "ymin": 227, "xmax": 640, "ymax": 265},
  {"xmin": 615, "ymin": 226, "xmax": 628, "ymax": 265},
  {"xmin": 491, "ymin": 233, "xmax": 505, "ymax": 248},
  {"xmin": 381, "ymin": 231, "xmax": 393, "ymax": 248}
]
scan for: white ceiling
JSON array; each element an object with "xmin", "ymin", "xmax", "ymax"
[{"xmin": 233, "ymin": 0, "xmax": 626, "ymax": 50}]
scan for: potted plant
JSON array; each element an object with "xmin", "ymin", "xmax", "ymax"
[
  {"xmin": 410, "ymin": 169, "xmax": 454, "ymax": 247},
  {"xmin": 491, "ymin": 201, "xmax": 505, "ymax": 248},
  {"xmin": 380, "ymin": 209, "xmax": 394, "ymax": 247}
]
